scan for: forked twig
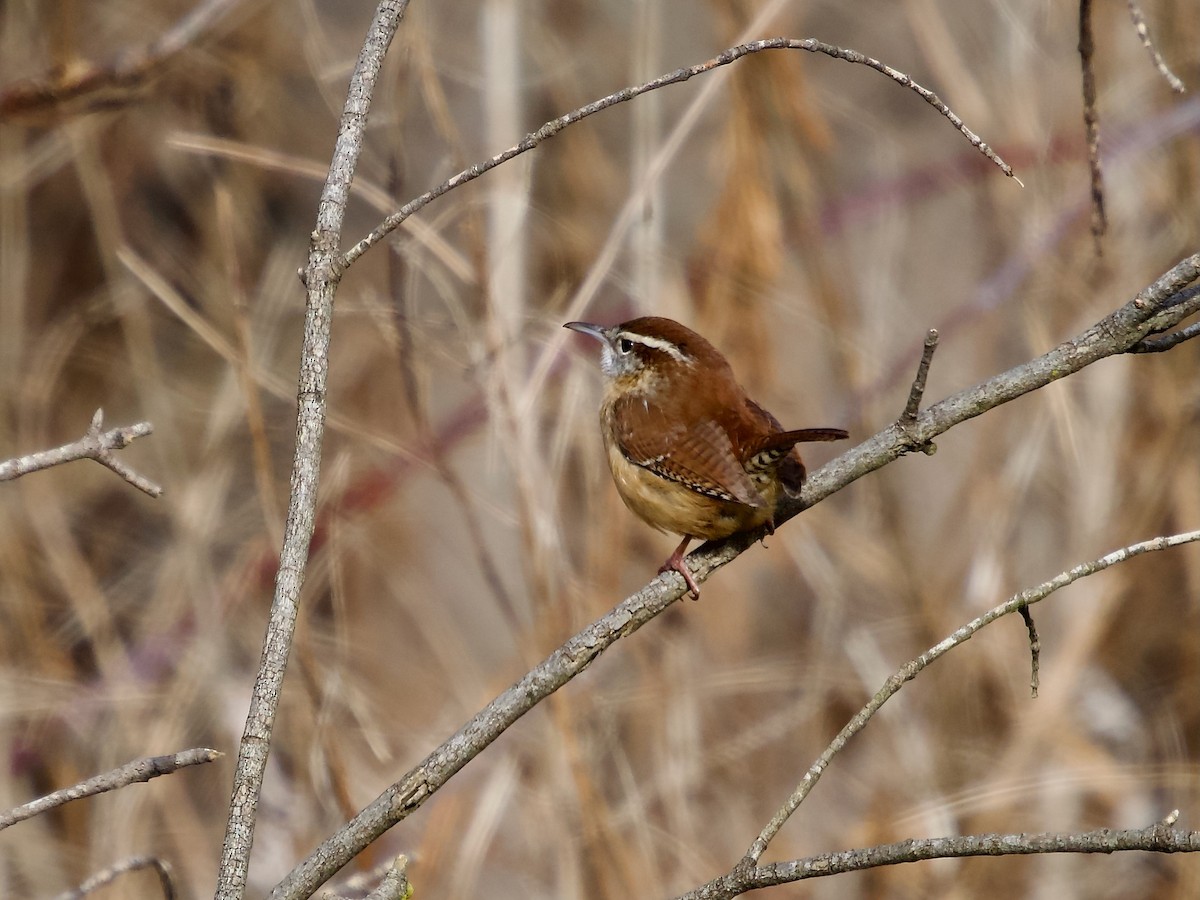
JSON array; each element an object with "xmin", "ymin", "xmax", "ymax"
[{"xmin": 0, "ymin": 409, "xmax": 161, "ymax": 497}]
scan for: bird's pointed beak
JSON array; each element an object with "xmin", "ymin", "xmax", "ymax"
[{"xmin": 563, "ymin": 321, "xmax": 608, "ymax": 344}]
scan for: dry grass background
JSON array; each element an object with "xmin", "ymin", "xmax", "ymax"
[{"xmin": 2, "ymin": 0, "xmax": 1199, "ymax": 897}]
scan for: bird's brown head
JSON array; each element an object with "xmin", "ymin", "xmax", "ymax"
[{"xmin": 563, "ymin": 316, "xmax": 726, "ymax": 394}]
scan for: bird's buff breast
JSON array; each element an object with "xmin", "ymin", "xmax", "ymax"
[{"xmin": 602, "ymin": 432, "xmax": 774, "ymax": 541}]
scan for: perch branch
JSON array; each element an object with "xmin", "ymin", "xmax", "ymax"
[
  {"xmin": 0, "ymin": 409, "xmax": 161, "ymax": 497},
  {"xmin": 339, "ymin": 36, "xmax": 1018, "ymax": 271},
  {"xmin": 267, "ymin": 252, "xmax": 1200, "ymax": 899}
]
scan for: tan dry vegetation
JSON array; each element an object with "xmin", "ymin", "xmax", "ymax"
[{"xmin": 1, "ymin": 0, "xmax": 1199, "ymax": 898}]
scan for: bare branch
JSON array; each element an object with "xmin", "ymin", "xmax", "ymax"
[
  {"xmin": 1, "ymin": 748, "xmax": 221, "ymax": 830},
  {"xmin": 679, "ymin": 820, "xmax": 1200, "ymax": 899},
  {"xmin": 214, "ymin": 4, "xmax": 410, "ymax": 900},
  {"xmin": 267, "ymin": 255, "xmax": 1200, "ymax": 900},
  {"xmin": 738, "ymin": 529, "xmax": 1200, "ymax": 869},
  {"xmin": 0, "ymin": 0, "xmax": 244, "ymax": 121},
  {"xmin": 340, "ymin": 36, "xmax": 1018, "ymax": 271},
  {"xmin": 0, "ymin": 408, "xmax": 161, "ymax": 497},
  {"xmin": 1127, "ymin": 0, "xmax": 1186, "ymax": 93}
]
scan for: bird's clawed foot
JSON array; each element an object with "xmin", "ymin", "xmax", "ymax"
[{"xmin": 660, "ymin": 536, "xmax": 701, "ymax": 600}]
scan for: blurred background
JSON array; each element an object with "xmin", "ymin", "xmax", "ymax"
[{"xmin": 1, "ymin": 0, "xmax": 1198, "ymax": 897}]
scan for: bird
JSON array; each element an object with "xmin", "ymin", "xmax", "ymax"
[{"xmin": 564, "ymin": 316, "xmax": 848, "ymax": 598}]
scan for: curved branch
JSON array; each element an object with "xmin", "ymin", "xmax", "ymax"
[
  {"xmin": 339, "ymin": 36, "xmax": 1018, "ymax": 271},
  {"xmin": 267, "ymin": 253, "xmax": 1199, "ymax": 899}
]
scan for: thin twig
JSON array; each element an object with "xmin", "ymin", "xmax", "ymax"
[
  {"xmin": 680, "ymin": 820, "xmax": 1200, "ymax": 899},
  {"xmin": 738, "ymin": 530, "xmax": 1200, "ymax": 869},
  {"xmin": 0, "ymin": 408, "xmax": 161, "ymax": 497},
  {"xmin": 0, "ymin": 748, "xmax": 221, "ymax": 830},
  {"xmin": 268, "ymin": 254, "xmax": 1200, "ymax": 900},
  {"xmin": 901, "ymin": 329, "xmax": 939, "ymax": 422},
  {"xmin": 1079, "ymin": 0, "xmax": 1106, "ymax": 250},
  {"xmin": 1127, "ymin": 0, "xmax": 1186, "ymax": 93},
  {"xmin": 1128, "ymin": 320, "xmax": 1200, "ymax": 353},
  {"xmin": 214, "ymin": 4, "xmax": 410, "ymax": 900},
  {"xmin": 0, "ymin": 0, "xmax": 244, "ymax": 120},
  {"xmin": 1019, "ymin": 605, "xmax": 1041, "ymax": 698},
  {"xmin": 340, "ymin": 36, "xmax": 1018, "ymax": 271}
]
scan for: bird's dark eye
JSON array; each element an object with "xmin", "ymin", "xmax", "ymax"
[{"xmin": 618, "ymin": 338, "xmax": 634, "ymax": 354}]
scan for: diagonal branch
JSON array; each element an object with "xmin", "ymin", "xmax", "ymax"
[
  {"xmin": 339, "ymin": 36, "xmax": 1018, "ymax": 271},
  {"xmin": 1, "ymin": 747, "xmax": 221, "ymax": 831},
  {"xmin": 267, "ymin": 253, "xmax": 1200, "ymax": 900}
]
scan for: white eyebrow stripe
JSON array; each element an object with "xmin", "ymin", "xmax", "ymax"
[{"xmin": 621, "ymin": 332, "xmax": 689, "ymax": 362}]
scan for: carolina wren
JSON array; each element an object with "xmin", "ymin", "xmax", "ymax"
[{"xmin": 565, "ymin": 316, "xmax": 848, "ymax": 599}]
